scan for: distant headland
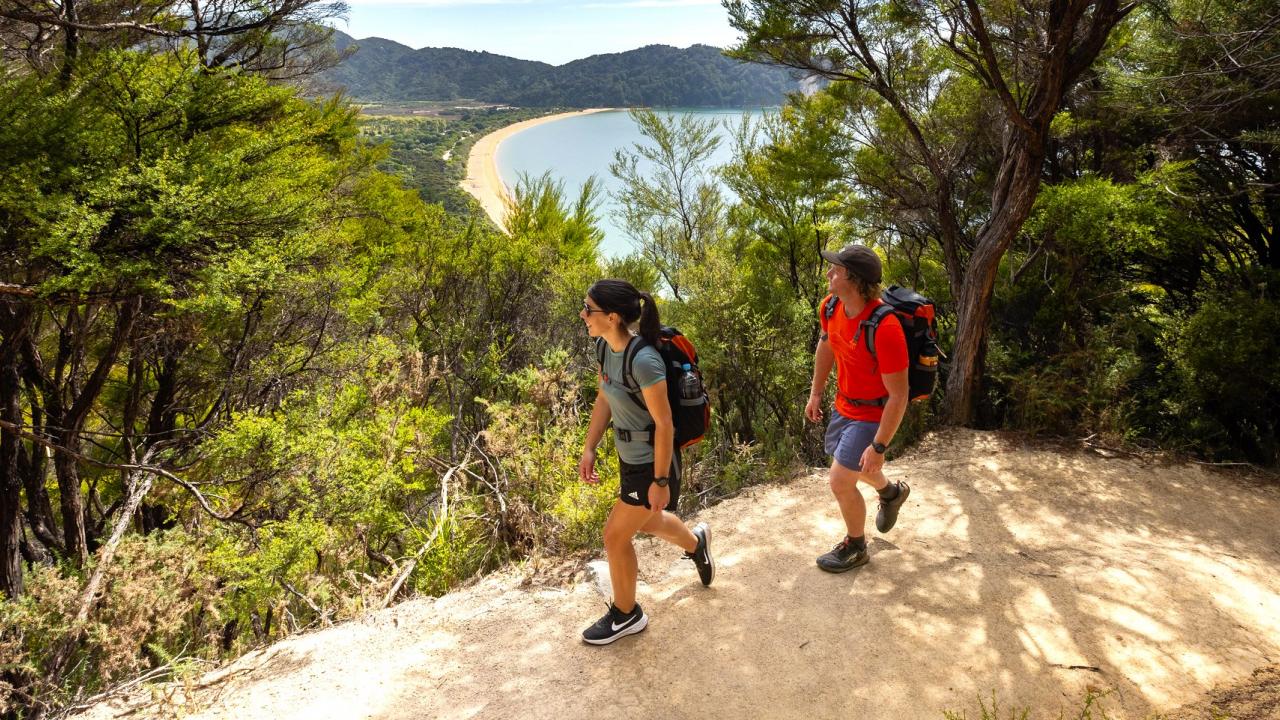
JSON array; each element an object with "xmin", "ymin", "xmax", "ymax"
[{"xmin": 318, "ymin": 31, "xmax": 802, "ymax": 107}]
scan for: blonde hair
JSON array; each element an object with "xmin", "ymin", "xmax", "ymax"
[{"xmin": 837, "ymin": 265, "xmax": 881, "ymax": 302}]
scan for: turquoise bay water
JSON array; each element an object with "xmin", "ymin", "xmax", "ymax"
[{"xmin": 495, "ymin": 108, "xmax": 769, "ymax": 257}]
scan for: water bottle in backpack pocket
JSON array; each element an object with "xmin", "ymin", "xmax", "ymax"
[
  {"xmin": 664, "ymin": 349, "xmax": 710, "ymax": 448},
  {"xmin": 678, "ymin": 363, "xmax": 703, "ymax": 403}
]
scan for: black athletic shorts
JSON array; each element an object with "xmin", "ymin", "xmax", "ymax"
[{"xmin": 618, "ymin": 450, "xmax": 681, "ymax": 512}]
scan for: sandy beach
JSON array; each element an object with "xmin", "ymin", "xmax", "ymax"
[{"xmin": 461, "ymin": 108, "xmax": 614, "ymax": 231}]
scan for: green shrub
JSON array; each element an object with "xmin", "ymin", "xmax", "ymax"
[
  {"xmin": 1, "ymin": 534, "xmax": 222, "ymax": 716},
  {"xmin": 1165, "ymin": 290, "xmax": 1280, "ymax": 462}
]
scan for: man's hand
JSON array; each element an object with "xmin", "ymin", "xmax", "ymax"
[
  {"xmin": 860, "ymin": 443, "xmax": 886, "ymax": 474},
  {"xmin": 805, "ymin": 393, "xmax": 823, "ymax": 423},
  {"xmin": 578, "ymin": 449, "xmax": 599, "ymax": 484},
  {"xmin": 647, "ymin": 482, "xmax": 670, "ymax": 514}
]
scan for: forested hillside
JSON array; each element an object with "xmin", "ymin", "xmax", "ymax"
[
  {"xmin": 319, "ymin": 32, "xmax": 800, "ymax": 106},
  {"xmin": 1, "ymin": 0, "xmax": 1276, "ymax": 717}
]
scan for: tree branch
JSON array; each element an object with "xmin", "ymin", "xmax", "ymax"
[
  {"xmin": 961, "ymin": 0, "xmax": 1035, "ymax": 135},
  {"xmin": 0, "ymin": 283, "xmax": 37, "ymax": 297},
  {"xmin": 0, "ymin": 418, "xmax": 248, "ymax": 525}
]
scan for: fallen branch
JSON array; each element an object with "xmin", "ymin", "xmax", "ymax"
[
  {"xmin": 1191, "ymin": 460, "xmax": 1257, "ymax": 468},
  {"xmin": 0, "ymin": 281, "xmax": 37, "ymax": 297},
  {"xmin": 45, "ymin": 463, "xmax": 158, "ymax": 686},
  {"xmin": 281, "ymin": 581, "xmax": 326, "ymax": 622},
  {"xmin": 695, "ymin": 483, "xmax": 723, "ymax": 498},
  {"xmin": 380, "ymin": 452, "xmax": 466, "ymax": 609},
  {"xmin": 61, "ymin": 654, "xmax": 203, "ymax": 716},
  {"xmin": 1050, "ymin": 663, "xmax": 1103, "ymax": 673},
  {"xmin": 1080, "ymin": 433, "xmax": 1144, "ymax": 458}
]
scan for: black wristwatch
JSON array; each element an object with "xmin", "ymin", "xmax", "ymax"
[
  {"xmin": 871, "ymin": 441, "xmax": 888, "ymax": 454},
  {"xmin": 653, "ymin": 476, "xmax": 670, "ymax": 488}
]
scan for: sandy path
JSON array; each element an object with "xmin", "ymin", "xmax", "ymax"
[
  {"xmin": 77, "ymin": 429, "xmax": 1280, "ymax": 719},
  {"xmin": 460, "ymin": 109, "xmax": 614, "ymax": 231}
]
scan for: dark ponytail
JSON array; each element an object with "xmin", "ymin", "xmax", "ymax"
[
  {"xmin": 637, "ymin": 291, "xmax": 661, "ymax": 346},
  {"xmin": 586, "ymin": 279, "xmax": 661, "ymax": 343}
]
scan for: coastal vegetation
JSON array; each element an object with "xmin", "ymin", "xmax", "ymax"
[
  {"xmin": 0, "ymin": 0, "xmax": 1276, "ymax": 716},
  {"xmin": 361, "ymin": 106, "xmax": 548, "ymax": 213}
]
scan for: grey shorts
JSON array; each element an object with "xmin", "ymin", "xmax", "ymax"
[{"xmin": 824, "ymin": 413, "xmax": 879, "ymax": 472}]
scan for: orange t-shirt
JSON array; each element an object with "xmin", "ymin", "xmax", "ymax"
[{"xmin": 818, "ymin": 294, "xmax": 909, "ymax": 422}]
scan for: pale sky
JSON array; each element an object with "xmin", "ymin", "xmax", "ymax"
[{"xmin": 337, "ymin": 0, "xmax": 742, "ymax": 65}]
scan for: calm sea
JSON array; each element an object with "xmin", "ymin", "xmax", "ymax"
[{"xmin": 495, "ymin": 108, "xmax": 770, "ymax": 257}]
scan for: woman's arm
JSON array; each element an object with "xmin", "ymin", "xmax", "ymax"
[
  {"xmin": 578, "ymin": 388, "xmax": 613, "ymax": 483},
  {"xmin": 639, "ymin": 380, "xmax": 673, "ymax": 511}
]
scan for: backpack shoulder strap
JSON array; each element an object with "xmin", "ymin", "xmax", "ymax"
[
  {"xmin": 823, "ymin": 295, "xmax": 839, "ymax": 321},
  {"xmin": 863, "ymin": 303, "xmax": 896, "ymax": 357},
  {"xmin": 620, "ymin": 336, "xmax": 650, "ymax": 411},
  {"xmin": 820, "ymin": 295, "xmax": 839, "ymax": 340},
  {"xmin": 594, "ymin": 337, "xmax": 606, "ymax": 371}
]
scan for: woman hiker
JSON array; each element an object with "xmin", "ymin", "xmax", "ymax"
[{"xmin": 577, "ymin": 279, "xmax": 715, "ymax": 645}]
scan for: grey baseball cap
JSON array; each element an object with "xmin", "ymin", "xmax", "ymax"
[{"xmin": 820, "ymin": 243, "xmax": 883, "ymax": 284}]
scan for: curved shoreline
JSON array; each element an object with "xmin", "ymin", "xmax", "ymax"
[{"xmin": 460, "ymin": 108, "xmax": 615, "ymax": 231}]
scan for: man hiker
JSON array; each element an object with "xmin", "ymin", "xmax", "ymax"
[{"xmin": 805, "ymin": 243, "xmax": 912, "ymax": 572}]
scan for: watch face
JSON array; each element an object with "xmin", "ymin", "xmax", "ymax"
[
  {"xmin": 872, "ymin": 442, "xmax": 886, "ymax": 453},
  {"xmin": 654, "ymin": 477, "xmax": 669, "ymax": 487}
]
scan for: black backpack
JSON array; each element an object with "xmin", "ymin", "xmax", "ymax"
[
  {"xmin": 596, "ymin": 327, "xmax": 710, "ymax": 448},
  {"xmin": 823, "ymin": 285, "xmax": 941, "ymax": 405}
]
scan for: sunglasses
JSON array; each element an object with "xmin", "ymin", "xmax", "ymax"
[{"xmin": 582, "ymin": 302, "xmax": 607, "ymax": 315}]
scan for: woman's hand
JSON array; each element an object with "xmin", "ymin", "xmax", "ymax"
[
  {"xmin": 647, "ymin": 482, "xmax": 670, "ymax": 515},
  {"xmin": 578, "ymin": 449, "xmax": 599, "ymax": 484}
]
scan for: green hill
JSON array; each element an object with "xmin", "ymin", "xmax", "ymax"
[{"xmin": 321, "ymin": 32, "xmax": 800, "ymax": 107}]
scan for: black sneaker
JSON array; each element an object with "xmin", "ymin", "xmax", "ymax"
[
  {"xmin": 816, "ymin": 537, "xmax": 869, "ymax": 573},
  {"xmin": 581, "ymin": 603, "xmax": 648, "ymax": 645},
  {"xmin": 875, "ymin": 481, "xmax": 910, "ymax": 533},
  {"xmin": 684, "ymin": 522, "xmax": 715, "ymax": 586}
]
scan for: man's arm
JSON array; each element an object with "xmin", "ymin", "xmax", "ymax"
[
  {"xmin": 859, "ymin": 365, "xmax": 908, "ymax": 475},
  {"xmin": 874, "ymin": 368, "xmax": 909, "ymax": 447},
  {"xmin": 805, "ymin": 338, "xmax": 835, "ymax": 423}
]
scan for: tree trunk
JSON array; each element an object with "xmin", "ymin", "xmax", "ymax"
[
  {"xmin": 943, "ymin": 136, "xmax": 1046, "ymax": 425},
  {"xmin": 51, "ymin": 298, "xmax": 139, "ymax": 567},
  {"xmin": 936, "ymin": 181, "xmax": 966, "ymax": 295},
  {"xmin": 18, "ymin": 428, "xmax": 61, "ymax": 553},
  {"xmin": 0, "ymin": 302, "xmax": 30, "ymax": 598},
  {"xmin": 59, "ymin": 0, "xmax": 78, "ymax": 85},
  {"xmin": 1, "ymin": 368, "xmax": 25, "ymax": 599},
  {"xmin": 52, "ymin": 438, "xmax": 89, "ymax": 565}
]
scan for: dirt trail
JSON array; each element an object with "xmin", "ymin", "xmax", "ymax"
[{"xmin": 77, "ymin": 430, "xmax": 1280, "ymax": 719}]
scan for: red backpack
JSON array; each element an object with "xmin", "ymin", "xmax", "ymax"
[{"xmin": 596, "ymin": 327, "xmax": 710, "ymax": 448}]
